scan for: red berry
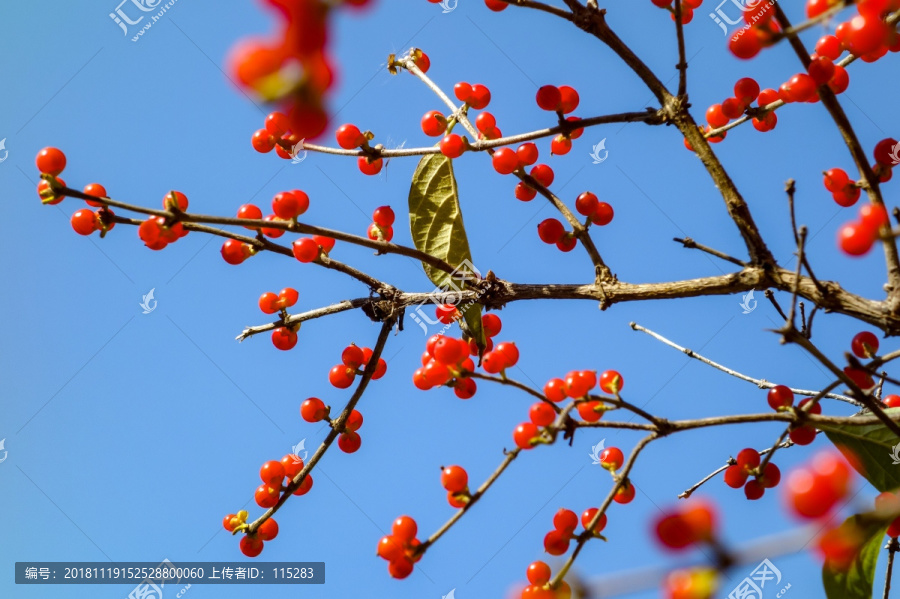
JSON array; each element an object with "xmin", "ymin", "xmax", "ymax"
[
  {"xmin": 808, "ymin": 55, "xmax": 836, "ymax": 85},
  {"xmin": 345, "ymin": 409, "xmax": 364, "ymax": 433},
  {"xmin": 513, "ymin": 422, "xmax": 540, "ymax": 449},
  {"xmin": 537, "ymin": 219, "xmax": 565, "ymax": 244},
  {"xmin": 515, "ymin": 185, "xmax": 535, "ymax": 203},
  {"xmin": 735, "ymin": 448, "xmax": 760, "ymax": 473},
  {"xmin": 281, "ymin": 454, "xmax": 304, "ymax": 479},
  {"xmin": 575, "ymin": 191, "xmax": 599, "ymax": 216},
  {"xmin": 454, "ymin": 377, "xmax": 477, "ymax": 399},
  {"xmin": 599, "ymin": 370, "xmax": 623, "ymax": 394},
  {"xmin": 412, "ymin": 50, "xmax": 430, "ymax": 73},
  {"xmin": 271, "ymin": 327, "xmax": 298, "ymax": 351},
  {"xmin": 70, "ymin": 209, "xmax": 98, "ymax": 236},
  {"xmin": 36, "ymin": 147, "xmax": 66, "ymax": 175},
  {"xmin": 767, "ymin": 385, "xmax": 794, "ymax": 410},
  {"xmin": 240, "ymin": 536, "xmax": 264, "ymax": 557},
  {"xmin": 828, "ymin": 65, "xmax": 850, "ymax": 94},
  {"xmin": 329, "ymin": 365, "xmax": 355, "ymax": 389},
  {"xmin": 454, "ymin": 82, "xmax": 473, "ymax": 102},
  {"xmin": 469, "ymin": 84, "xmax": 492, "ymax": 109},
  {"xmin": 577, "ymin": 400, "xmax": 604, "ymax": 423},
  {"xmin": 492, "ymin": 148, "xmax": 520, "ymax": 174},
  {"xmin": 358, "ymin": 155, "xmax": 383, "ymax": 175},
  {"xmin": 292, "ymin": 237, "xmax": 320, "ymax": 263},
  {"xmin": 581, "ymin": 507, "xmax": 608, "ymax": 534},
  {"xmin": 526, "ymin": 561, "xmax": 551, "ymax": 585},
  {"xmin": 614, "ymin": 481, "xmax": 636, "ymax": 504},
  {"xmin": 388, "ymin": 556, "xmax": 413, "ymax": 579},
  {"xmin": 255, "ymin": 483, "xmax": 280, "ymax": 508},
  {"xmin": 440, "ymin": 134, "xmax": 466, "ymax": 158},
  {"xmin": 373, "ymin": 206, "xmax": 395, "ymax": 228},
  {"xmin": 599, "ymin": 447, "xmax": 624, "ymax": 471},
  {"xmin": 860, "ymin": 204, "xmax": 890, "ymax": 233},
  {"xmin": 237, "ymin": 203, "xmax": 263, "ymax": 226},
  {"xmin": 744, "ymin": 479, "xmax": 765, "ymax": 500},
  {"xmin": 543, "ymin": 529, "xmax": 570, "ymax": 555},
  {"xmin": 257, "ymin": 518, "xmax": 279, "ymax": 541},
  {"xmin": 874, "ymin": 138, "xmax": 900, "ymax": 167},
  {"xmin": 81, "ymin": 183, "xmax": 108, "ymax": 208},
  {"xmin": 851, "ymin": 331, "xmax": 879, "ymax": 358},
  {"xmin": 816, "ymin": 34, "xmax": 842, "ymax": 60},
  {"xmin": 377, "ymin": 535, "xmax": 404, "ymax": 561},
  {"xmin": 838, "ymin": 222, "xmax": 874, "ymax": 256},
  {"xmin": 391, "ymin": 516, "xmax": 417, "ymax": 542},
  {"xmin": 591, "ymin": 202, "xmax": 614, "ymax": 226},
  {"xmin": 724, "ymin": 465, "xmax": 748, "ymax": 488},
  {"xmin": 292, "ymin": 475, "xmax": 313, "ymax": 496},
  {"xmin": 734, "ymin": 77, "xmax": 761, "ymax": 104},
  {"xmin": 553, "ymin": 508, "xmax": 578, "ymax": 534},
  {"xmin": 421, "ymin": 110, "xmax": 447, "ymax": 137},
  {"xmin": 338, "ymin": 431, "xmax": 361, "ymax": 453},
  {"xmin": 260, "ymin": 460, "xmax": 285, "ymax": 485},
  {"xmin": 550, "ymin": 135, "xmax": 572, "ymax": 156},
  {"xmin": 336, "ymin": 124, "xmax": 365, "ymax": 149},
  {"xmin": 484, "ymin": 0, "xmax": 508, "ymax": 11},
  {"xmin": 252, "ymin": 129, "xmax": 275, "ymax": 153},
  {"xmin": 221, "ymin": 239, "xmax": 251, "ymax": 265},
  {"xmin": 494, "ymin": 341, "xmax": 519, "ymax": 367},
  {"xmin": 566, "ymin": 370, "xmax": 595, "ymax": 398},
  {"xmin": 530, "ymin": 164, "xmax": 554, "ymax": 187},
  {"xmin": 273, "ymin": 190, "xmax": 309, "ymax": 219},
  {"xmin": 543, "ymin": 378, "xmax": 568, "ymax": 402},
  {"xmin": 481, "ymin": 313, "xmax": 502, "ymax": 337},
  {"xmin": 558, "ymin": 86, "xmax": 579, "ymax": 113},
  {"xmin": 789, "ymin": 425, "xmax": 817, "ymax": 446},
  {"xmin": 441, "ymin": 465, "xmax": 468, "ymax": 493},
  {"xmin": 760, "ymin": 462, "xmax": 782, "ymax": 488},
  {"xmin": 729, "ymin": 28, "xmax": 762, "ymax": 59},
  {"xmin": 517, "ymin": 143, "xmax": 539, "ymax": 166},
  {"xmin": 536, "ymin": 85, "xmax": 562, "ymax": 111},
  {"xmin": 721, "ymin": 97, "xmax": 744, "ymax": 119},
  {"xmin": 706, "ymin": 104, "xmax": 729, "ymax": 128},
  {"xmin": 885, "ymin": 395, "xmax": 900, "ymax": 408},
  {"xmin": 844, "ymin": 366, "xmax": 875, "ymax": 390},
  {"xmin": 301, "ymin": 397, "xmax": 328, "ymax": 422},
  {"xmin": 530, "ymin": 402, "xmax": 557, "ymax": 427}
]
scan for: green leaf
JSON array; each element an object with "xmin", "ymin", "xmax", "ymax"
[
  {"xmin": 822, "ymin": 514, "xmax": 887, "ymax": 599},
  {"xmin": 821, "ymin": 408, "xmax": 900, "ymax": 492},
  {"xmin": 408, "ymin": 153, "xmax": 485, "ymax": 349}
]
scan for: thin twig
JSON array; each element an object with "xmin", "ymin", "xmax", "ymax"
[
  {"xmin": 885, "ymin": 537, "xmax": 899, "ymax": 599},
  {"xmin": 673, "ymin": 237, "xmax": 748, "ymax": 267}
]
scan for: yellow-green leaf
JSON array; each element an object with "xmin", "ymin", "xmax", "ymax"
[
  {"xmin": 820, "ymin": 408, "xmax": 900, "ymax": 492},
  {"xmin": 408, "ymin": 153, "xmax": 484, "ymax": 348},
  {"xmin": 822, "ymin": 514, "xmax": 887, "ymax": 599}
]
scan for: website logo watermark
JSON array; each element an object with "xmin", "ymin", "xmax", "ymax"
[
  {"xmin": 127, "ymin": 559, "xmax": 191, "ymax": 599},
  {"xmin": 890, "ymin": 442, "xmax": 900, "ymax": 465},
  {"xmin": 109, "ymin": 0, "xmax": 180, "ymax": 42},
  {"xmin": 710, "ymin": 0, "xmax": 774, "ymax": 36},
  {"xmin": 291, "ymin": 439, "xmax": 309, "ymax": 463},
  {"xmin": 589, "ymin": 138, "xmax": 608, "ymax": 164},
  {"xmin": 728, "ymin": 559, "xmax": 790, "ymax": 599},
  {"xmin": 0, "ymin": 138, "xmax": 8, "ymax": 164},
  {"xmin": 739, "ymin": 289, "xmax": 757, "ymax": 314},
  {"xmin": 140, "ymin": 288, "xmax": 157, "ymax": 314},
  {"xmin": 438, "ymin": 0, "xmax": 458, "ymax": 13},
  {"xmin": 0, "ymin": 439, "xmax": 7, "ymax": 464},
  {"xmin": 588, "ymin": 440, "xmax": 606, "ymax": 465},
  {"xmin": 408, "ymin": 259, "xmax": 482, "ymax": 335},
  {"xmin": 291, "ymin": 140, "xmax": 308, "ymax": 164}
]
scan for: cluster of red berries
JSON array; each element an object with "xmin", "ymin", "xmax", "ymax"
[
  {"xmin": 300, "ymin": 396, "xmax": 364, "ymax": 453},
  {"xmin": 367, "ymin": 206, "xmax": 394, "ymax": 242},
  {"xmin": 654, "ymin": 500, "xmax": 717, "ymax": 551},
  {"xmin": 441, "ymin": 465, "xmax": 470, "ymax": 508},
  {"xmin": 574, "ymin": 191, "xmax": 614, "ymax": 225},
  {"xmin": 335, "ymin": 123, "xmax": 384, "ymax": 175},
  {"xmin": 436, "ymin": 81, "xmax": 492, "ymax": 158},
  {"xmin": 784, "ymin": 450, "xmax": 853, "ymax": 520},
  {"xmin": 376, "ymin": 516, "xmax": 422, "ymax": 579},
  {"xmin": 224, "ymin": 450, "xmax": 311, "ymax": 557},
  {"xmin": 229, "ymin": 0, "xmax": 374, "ymax": 141},
  {"xmin": 841, "ymin": 331, "xmax": 881, "ymax": 391},
  {"xmin": 544, "ymin": 370, "xmax": 623, "ymax": 401},
  {"xmin": 544, "ymin": 507, "xmax": 608, "ymax": 557},
  {"xmin": 258, "ymin": 287, "xmax": 300, "ymax": 350},
  {"xmin": 536, "ymin": 218, "xmax": 577, "ymax": 252},
  {"xmin": 722, "ymin": 447, "xmax": 781, "ymax": 499},
  {"xmin": 702, "ymin": 77, "xmax": 762, "ymax": 140},
  {"xmin": 649, "ymin": 0, "xmax": 704, "ymax": 24},
  {"xmin": 533, "ymin": 85, "xmax": 580, "ymax": 155},
  {"xmin": 251, "ymin": 111, "xmax": 305, "ymax": 159},
  {"xmin": 837, "ymin": 203, "xmax": 889, "ymax": 256},
  {"xmin": 223, "ymin": 510, "xmax": 281, "ymax": 558},
  {"xmin": 823, "ymin": 167, "xmax": 862, "ymax": 207},
  {"xmin": 35, "ymin": 147, "xmax": 119, "ymax": 235},
  {"xmin": 518, "ymin": 560, "xmax": 572, "ymax": 599},
  {"xmin": 765, "ymin": 385, "xmax": 820, "ymax": 445},
  {"xmin": 137, "ymin": 192, "xmax": 191, "ymax": 250},
  {"xmin": 295, "ymin": 233, "xmax": 336, "ymax": 262},
  {"xmin": 413, "ymin": 334, "xmax": 476, "ymax": 394},
  {"xmin": 809, "ymin": 0, "xmax": 900, "ymax": 59},
  {"xmin": 329, "ymin": 343, "xmax": 387, "ymax": 389}
]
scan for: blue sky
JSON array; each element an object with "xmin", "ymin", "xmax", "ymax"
[{"xmin": 2, "ymin": 1, "xmax": 899, "ymax": 598}]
